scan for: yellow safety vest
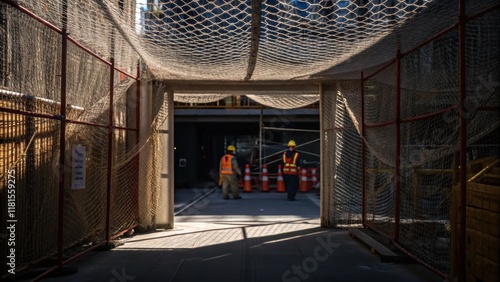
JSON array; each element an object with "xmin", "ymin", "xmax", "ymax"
[
  {"xmin": 220, "ymin": 154, "xmax": 234, "ymax": 175},
  {"xmin": 283, "ymin": 151, "xmax": 299, "ymax": 175}
]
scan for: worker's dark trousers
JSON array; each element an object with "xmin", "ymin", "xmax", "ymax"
[{"xmin": 283, "ymin": 174, "xmax": 299, "ymax": 200}]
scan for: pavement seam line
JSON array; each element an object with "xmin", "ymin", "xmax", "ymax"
[
  {"xmin": 306, "ymin": 192, "xmax": 321, "ymax": 208},
  {"xmin": 174, "ymin": 187, "xmax": 217, "ymax": 216}
]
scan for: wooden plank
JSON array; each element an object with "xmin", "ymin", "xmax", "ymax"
[{"xmin": 347, "ymin": 228, "xmax": 409, "ymax": 263}]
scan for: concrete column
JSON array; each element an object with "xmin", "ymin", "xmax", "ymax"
[
  {"xmin": 138, "ymin": 79, "xmax": 152, "ymax": 226},
  {"xmin": 157, "ymin": 89, "xmax": 174, "ymax": 229}
]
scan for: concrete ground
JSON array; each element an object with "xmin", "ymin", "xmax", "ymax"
[{"xmin": 27, "ymin": 187, "xmax": 443, "ymax": 282}]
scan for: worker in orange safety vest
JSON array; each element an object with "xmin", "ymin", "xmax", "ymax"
[
  {"xmin": 219, "ymin": 145, "xmax": 242, "ymax": 200},
  {"xmin": 281, "ymin": 140, "xmax": 301, "ymax": 201}
]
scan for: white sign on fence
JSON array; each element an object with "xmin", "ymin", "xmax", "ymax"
[{"xmin": 71, "ymin": 144, "xmax": 86, "ymax": 189}]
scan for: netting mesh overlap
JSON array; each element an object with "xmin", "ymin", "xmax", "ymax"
[
  {"xmin": 5, "ymin": 0, "xmax": 491, "ymax": 82},
  {"xmin": 1, "ymin": 0, "xmax": 500, "ymax": 279}
]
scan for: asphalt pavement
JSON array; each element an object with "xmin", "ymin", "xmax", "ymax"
[{"xmin": 20, "ymin": 186, "xmax": 443, "ymax": 282}]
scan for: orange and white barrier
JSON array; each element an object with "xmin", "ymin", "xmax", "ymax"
[
  {"xmin": 243, "ymin": 164, "xmax": 253, "ymax": 192},
  {"xmin": 260, "ymin": 164, "xmax": 270, "ymax": 192},
  {"xmin": 311, "ymin": 167, "xmax": 318, "ymax": 188},
  {"xmin": 276, "ymin": 164, "xmax": 286, "ymax": 193},
  {"xmin": 299, "ymin": 168, "xmax": 309, "ymax": 192}
]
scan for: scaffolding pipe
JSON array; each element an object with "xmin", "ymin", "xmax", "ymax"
[
  {"xmin": 319, "ymin": 83, "xmax": 329, "ymax": 226},
  {"xmin": 0, "ymin": 89, "xmax": 84, "ymax": 111},
  {"xmin": 106, "ymin": 58, "xmax": 115, "ymax": 244},
  {"xmin": 361, "ymin": 71, "xmax": 366, "ymax": 228},
  {"xmin": 0, "ymin": 90, "xmax": 139, "ymax": 132},
  {"xmin": 262, "ymin": 126, "xmax": 320, "ymax": 133},
  {"xmin": 136, "ymin": 63, "xmax": 141, "ymax": 136},
  {"xmin": 458, "ymin": 0, "xmax": 467, "ymax": 280},
  {"xmin": 57, "ymin": 0, "xmax": 68, "ymax": 269},
  {"xmin": 135, "ymin": 63, "xmax": 141, "ymax": 220},
  {"xmin": 394, "ymin": 49, "xmax": 401, "ymax": 243},
  {"xmin": 260, "ymin": 105, "xmax": 263, "ymax": 179},
  {"xmin": 0, "ymin": 106, "xmax": 63, "ymax": 120},
  {"xmin": 365, "ymin": 120, "xmax": 396, "ymax": 128}
]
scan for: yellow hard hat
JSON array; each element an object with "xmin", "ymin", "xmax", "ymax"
[
  {"xmin": 227, "ymin": 145, "xmax": 236, "ymax": 151},
  {"xmin": 287, "ymin": 140, "xmax": 297, "ymax": 147}
]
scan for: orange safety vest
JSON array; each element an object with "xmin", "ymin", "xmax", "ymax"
[
  {"xmin": 282, "ymin": 151, "xmax": 299, "ymax": 175},
  {"xmin": 220, "ymin": 154, "xmax": 234, "ymax": 175}
]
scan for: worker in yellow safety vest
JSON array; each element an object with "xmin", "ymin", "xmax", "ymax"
[
  {"xmin": 282, "ymin": 140, "xmax": 301, "ymax": 201},
  {"xmin": 219, "ymin": 145, "xmax": 242, "ymax": 200}
]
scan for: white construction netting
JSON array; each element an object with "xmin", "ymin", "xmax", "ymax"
[
  {"xmin": 8, "ymin": 0, "xmax": 496, "ymax": 108},
  {"xmin": 9, "ymin": 0, "xmax": 492, "ymax": 82}
]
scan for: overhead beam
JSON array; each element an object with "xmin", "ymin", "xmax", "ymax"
[{"xmin": 166, "ymin": 82, "xmax": 320, "ymax": 94}]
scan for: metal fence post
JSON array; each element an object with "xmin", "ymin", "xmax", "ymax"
[
  {"xmin": 106, "ymin": 58, "xmax": 115, "ymax": 244},
  {"xmin": 57, "ymin": 0, "xmax": 68, "ymax": 268},
  {"xmin": 361, "ymin": 72, "xmax": 366, "ymax": 228},
  {"xmin": 395, "ymin": 50, "xmax": 401, "ymax": 242},
  {"xmin": 458, "ymin": 0, "xmax": 467, "ymax": 281}
]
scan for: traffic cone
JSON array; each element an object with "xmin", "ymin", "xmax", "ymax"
[
  {"xmin": 299, "ymin": 168, "xmax": 309, "ymax": 192},
  {"xmin": 260, "ymin": 164, "xmax": 270, "ymax": 192},
  {"xmin": 311, "ymin": 167, "xmax": 318, "ymax": 188},
  {"xmin": 243, "ymin": 164, "xmax": 253, "ymax": 192},
  {"xmin": 276, "ymin": 164, "xmax": 286, "ymax": 193}
]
